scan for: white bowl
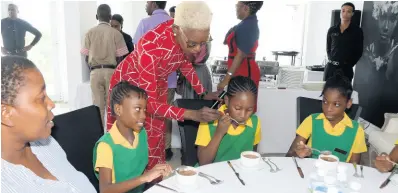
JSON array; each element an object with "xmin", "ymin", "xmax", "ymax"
[
  {"xmin": 175, "ymin": 166, "xmax": 198, "ymax": 186},
  {"xmin": 240, "ymin": 151, "xmax": 261, "ymax": 167},
  {"xmin": 318, "ymin": 154, "xmax": 339, "ymax": 171}
]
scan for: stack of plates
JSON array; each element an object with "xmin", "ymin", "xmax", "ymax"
[{"xmin": 277, "ymin": 67, "xmax": 305, "ymax": 88}]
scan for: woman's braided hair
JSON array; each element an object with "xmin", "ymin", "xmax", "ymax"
[
  {"xmin": 110, "ymin": 81, "xmax": 148, "ymax": 116},
  {"xmin": 321, "ymin": 70, "xmax": 353, "ymax": 101}
]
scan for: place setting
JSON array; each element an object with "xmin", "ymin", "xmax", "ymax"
[
  {"xmin": 230, "ymin": 151, "xmax": 282, "ymax": 173},
  {"xmin": 154, "ymin": 166, "xmax": 224, "ymax": 193}
]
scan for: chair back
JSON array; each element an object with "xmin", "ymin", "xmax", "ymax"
[
  {"xmin": 175, "ymin": 99, "xmax": 215, "ymax": 166},
  {"xmin": 296, "ymin": 97, "xmax": 362, "ymax": 127},
  {"xmin": 51, "ymin": 105, "xmax": 104, "ymax": 192}
]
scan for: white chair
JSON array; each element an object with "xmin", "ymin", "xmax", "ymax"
[{"xmin": 368, "ymin": 113, "xmax": 398, "ymax": 165}]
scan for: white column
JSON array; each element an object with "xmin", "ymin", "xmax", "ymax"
[
  {"xmin": 121, "ymin": 1, "xmax": 147, "ymax": 38},
  {"xmin": 62, "ymin": 1, "xmax": 96, "ymax": 108}
]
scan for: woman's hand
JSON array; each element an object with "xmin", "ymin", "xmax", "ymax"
[
  {"xmin": 374, "ymin": 153, "xmax": 395, "ymax": 173},
  {"xmin": 184, "ymin": 107, "xmax": 221, "ymax": 123},
  {"xmin": 142, "ymin": 164, "xmax": 173, "ymax": 183},
  {"xmin": 295, "ymin": 141, "xmax": 312, "ymax": 158}
]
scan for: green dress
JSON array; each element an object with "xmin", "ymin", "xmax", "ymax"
[
  {"xmin": 208, "ymin": 115, "xmax": 258, "ymax": 163},
  {"xmin": 310, "ymin": 113, "xmax": 359, "ymax": 162},
  {"xmin": 93, "ymin": 128, "xmax": 149, "ymax": 193}
]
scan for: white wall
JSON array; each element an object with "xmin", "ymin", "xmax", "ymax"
[
  {"xmin": 63, "ymin": 1, "xmax": 146, "ymax": 108},
  {"xmin": 302, "ymin": 1, "xmax": 364, "ymax": 66}
]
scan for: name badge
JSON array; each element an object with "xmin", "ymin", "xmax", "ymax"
[{"xmin": 334, "ymin": 148, "xmax": 348, "ymax": 155}]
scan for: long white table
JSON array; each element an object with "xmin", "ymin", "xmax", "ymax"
[
  {"xmin": 145, "ymin": 157, "xmax": 397, "ymax": 193},
  {"xmin": 74, "ymin": 82, "xmax": 358, "ymax": 153}
]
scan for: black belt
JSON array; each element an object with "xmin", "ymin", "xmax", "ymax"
[{"xmin": 90, "ymin": 64, "xmax": 115, "ymax": 71}]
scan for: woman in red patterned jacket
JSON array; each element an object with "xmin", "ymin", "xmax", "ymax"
[{"xmin": 106, "ymin": 1, "xmax": 221, "ymax": 170}]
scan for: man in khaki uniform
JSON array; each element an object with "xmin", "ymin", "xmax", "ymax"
[{"xmin": 80, "ymin": 4, "xmax": 128, "ymax": 125}]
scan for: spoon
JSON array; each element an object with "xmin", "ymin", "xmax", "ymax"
[{"xmin": 310, "ymin": 148, "xmax": 332, "ymax": 156}]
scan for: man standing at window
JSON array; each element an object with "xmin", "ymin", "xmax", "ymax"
[
  {"xmin": 132, "ymin": 1, "xmax": 176, "ymax": 161},
  {"xmin": 80, "ymin": 4, "xmax": 128, "ymax": 125},
  {"xmin": 1, "ymin": 4, "xmax": 42, "ymax": 57},
  {"xmin": 325, "ymin": 2, "xmax": 363, "ymax": 82}
]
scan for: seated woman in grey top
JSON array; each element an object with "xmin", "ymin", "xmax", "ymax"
[{"xmin": 1, "ymin": 56, "xmax": 96, "ymax": 193}]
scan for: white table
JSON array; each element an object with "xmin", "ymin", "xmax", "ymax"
[
  {"xmin": 145, "ymin": 157, "xmax": 397, "ymax": 193},
  {"xmin": 305, "ymin": 70, "xmax": 324, "ymax": 81}
]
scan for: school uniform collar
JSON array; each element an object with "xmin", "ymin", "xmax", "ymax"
[
  {"xmin": 218, "ymin": 104, "xmax": 254, "ymax": 128},
  {"xmin": 109, "ymin": 121, "xmax": 139, "ymax": 148},
  {"xmin": 316, "ymin": 113, "xmax": 354, "ymax": 128}
]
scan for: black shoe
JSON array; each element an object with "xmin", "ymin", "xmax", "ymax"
[{"xmin": 165, "ymin": 148, "xmax": 174, "ymax": 161}]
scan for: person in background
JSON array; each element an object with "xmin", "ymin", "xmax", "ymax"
[
  {"xmin": 1, "ymin": 4, "xmax": 42, "ymax": 57},
  {"xmin": 106, "ymin": 1, "xmax": 221, "ymax": 170},
  {"xmin": 81, "ymin": 4, "xmax": 128, "ymax": 125},
  {"xmin": 111, "ymin": 14, "xmax": 134, "ymax": 59},
  {"xmin": 325, "ymin": 2, "xmax": 363, "ymax": 82},
  {"xmin": 375, "ymin": 140, "xmax": 398, "ymax": 173},
  {"xmin": 132, "ymin": 1, "xmax": 176, "ymax": 160},
  {"xmin": 1, "ymin": 56, "xmax": 96, "ymax": 193},
  {"xmin": 286, "ymin": 73, "xmax": 367, "ymax": 163},
  {"xmin": 217, "ymin": 1, "xmax": 263, "ymax": 112},
  {"xmin": 94, "ymin": 81, "xmax": 172, "ymax": 193},
  {"xmin": 169, "ymin": 6, "xmax": 176, "ymax": 18},
  {"xmin": 196, "ymin": 76, "xmax": 261, "ymax": 166}
]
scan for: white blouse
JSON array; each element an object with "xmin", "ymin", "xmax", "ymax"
[{"xmin": 1, "ymin": 136, "xmax": 97, "ymax": 193}]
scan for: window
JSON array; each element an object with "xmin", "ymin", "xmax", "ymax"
[
  {"xmin": 166, "ymin": 1, "xmax": 306, "ymax": 66},
  {"xmin": 4, "ymin": 1, "xmax": 64, "ymax": 101}
]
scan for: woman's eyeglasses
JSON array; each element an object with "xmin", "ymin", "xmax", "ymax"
[{"xmin": 186, "ymin": 36, "xmax": 213, "ymax": 48}]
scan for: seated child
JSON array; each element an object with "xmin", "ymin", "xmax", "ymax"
[
  {"xmin": 287, "ymin": 73, "xmax": 367, "ymax": 163},
  {"xmin": 375, "ymin": 140, "xmax": 398, "ymax": 173},
  {"xmin": 195, "ymin": 76, "xmax": 261, "ymax": 166},
  {"xmin": 93, "ymin": 81, "xmax": 172, "ymax": 193}
]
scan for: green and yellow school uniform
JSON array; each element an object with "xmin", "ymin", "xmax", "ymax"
[
  {"xmin": 195, "ymin": 105, "xmax": 262, "ymax": 163},
  {"xmin": 93, "ymin": 122, "xmax": 148, "ymax": 193},
  {"xmin": 296, "ymin": 113, "xmax": 367, "ymax": 162}
]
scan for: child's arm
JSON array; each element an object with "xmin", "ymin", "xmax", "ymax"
[
  {"xmin": 98, "ymin": 164, "xmax": 172, "ymax": 193},
  {"xmin": 253, "ymin": 145, "xmax": 258, "ymax": 152},
  {"xmin": 375, "ymin": 145, "xmax": 398, "ymax": 172},
  {"xmin": 348, "ymin": 153, "xmax": 361, "ymax": 164},
  {"xmin": 286, "ymin": 135, "xmax": 310, "ymax": 157},
  {"xmin": 197, "ymin": 114, "xmax": 231, "ymax": 165}
]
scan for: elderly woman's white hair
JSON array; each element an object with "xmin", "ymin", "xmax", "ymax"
[{"xmin": 174, "ymin": 1, "xmax": 212, "ymax": 30}]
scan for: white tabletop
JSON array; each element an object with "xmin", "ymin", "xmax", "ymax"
[{"xmin": 145, "ymin": 157, "xmax": 397, "ymax": 193}]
